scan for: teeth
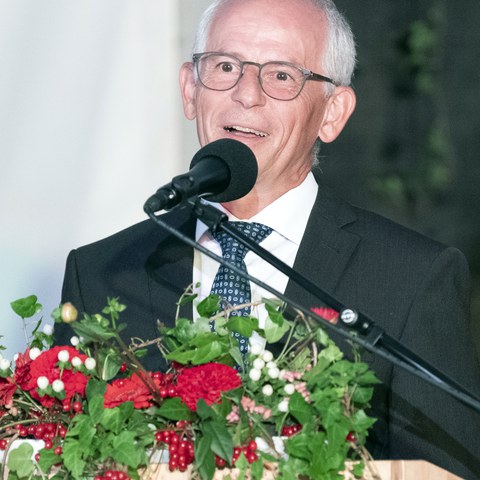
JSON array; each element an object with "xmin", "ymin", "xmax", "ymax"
[{"xmin": 224, "ymin": 126, "xmax": 267, "ymax": 137}]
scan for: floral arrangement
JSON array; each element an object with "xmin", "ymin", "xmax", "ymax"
[{"xmin": 0, "ymin": 290, "xmax": 379, "ymax": 480}]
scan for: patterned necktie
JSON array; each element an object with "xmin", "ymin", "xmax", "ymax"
[{"xmin": 210, "ymin": 222, "xmax": 273, "ymax": 354}]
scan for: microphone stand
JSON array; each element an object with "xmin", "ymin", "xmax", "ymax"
[{"xmin": 144, "ymin": 200, "xmax": 480, "ymax": 414}]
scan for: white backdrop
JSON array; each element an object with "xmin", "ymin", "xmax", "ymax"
[{"xmin": 0, "ymin": 0, "xmax": 210, "ymax": 357}]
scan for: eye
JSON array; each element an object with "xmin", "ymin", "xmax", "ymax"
[
  {"xmin": 275, "ymin": 71, "xmax": 291, "ymax": 82},
  {"xmin": 219, "ymin": 62, "xmax": 234, "ymax": 73}
]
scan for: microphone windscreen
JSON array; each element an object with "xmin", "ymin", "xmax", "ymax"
[{"xmin": 189, "ymin": 139, "xmax": 258, "ymax": 203}]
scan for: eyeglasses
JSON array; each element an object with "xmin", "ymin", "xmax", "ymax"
[{"xmin": 192, "ymin": 52, "xmax": 337, "ymax": 101}]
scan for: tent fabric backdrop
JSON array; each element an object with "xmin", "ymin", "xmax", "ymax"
[{"xmin": 0, "ymin": 0, "xmax": 199, "ymax": 357}]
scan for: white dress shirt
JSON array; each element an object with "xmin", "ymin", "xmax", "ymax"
[{"xmin": 193, "ymin": 172, "xmax": 318, "ymax": 329}]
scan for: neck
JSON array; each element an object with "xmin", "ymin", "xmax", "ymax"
[{"xmin": 221, "ymin": 172, "xmax": 309, "ymax": 219}]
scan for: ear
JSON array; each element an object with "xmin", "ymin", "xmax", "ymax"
[
  {"xmin": 179, "ymin": 62, "xmax": 197, "ymax": 120},
  {"xmin": 318, "ymin": 86, "xmax": 356, "ymax": 143}
]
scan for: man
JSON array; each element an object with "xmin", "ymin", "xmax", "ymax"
[{"xmin": 57, "ymin": 0, "xmax": 480, "ymax": 477}]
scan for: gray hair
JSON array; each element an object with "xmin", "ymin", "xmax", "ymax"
[{"xmin": 192, "ymin": 0, "xmax": 356, "ymax": 87}]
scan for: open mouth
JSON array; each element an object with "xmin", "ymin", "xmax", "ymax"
[{"xmin": 224, "ymin": 125, "xmax": 268, "ymax": 137}]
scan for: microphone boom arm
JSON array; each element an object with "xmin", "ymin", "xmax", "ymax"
[{"xmin": 189, "ymin": 199, "xmax": 480, "ymax": 414}]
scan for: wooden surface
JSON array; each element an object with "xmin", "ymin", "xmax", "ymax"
[{"xmin": 141, "ymin": 460, "xmax": 463, "ymax": 479}]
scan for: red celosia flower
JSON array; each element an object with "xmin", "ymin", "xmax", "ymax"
[
  {"xmin": 0, "ymin": 377, "xmax": 17, "ymax": 407},
  {"xmin": 25, "ymin": 346, "xmax": 89, "ymax": 407},
  {"xmin": 311, "ymin": 306, "xmax": 339, "ymax": 324},
  {"xmin": 104, "ymin": 372, "xmax": 163, "ymax": 409},
  {"xmin": 174, "ymin": 363, "xmax": 241, "ymax": 411}
]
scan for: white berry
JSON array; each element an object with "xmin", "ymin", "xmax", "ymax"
[
  {"xmin": 278, "ymin": 399, "xmax": 289, "ymax": 412},
  {"xmin": 71, "ymin": 356, "xmax": 83, "ymax": 368},
  {"xmin": 57, "ymin": 350, "xmax": 70, "ymax": 363},
  {"xmin": 262, "ymin": 384, "xmax": 274, "ymax": 396},
  {"xmin": 284, "ymin": 383, "xmax": 295, "ymax": 395},
  {"xmin": 0, "ymin": 358, "xmax": 11, "ymax": 371},
  {"xmin": 42, "ymin": 324, "xmax": 54, "ymax": 336},
  {"xmin": 249, "ymin": 343, "xmax": 264, "ymax": 356},
  {"xmin": 70, "ymin": 336, "xmax": 80, "ymax": 346},
  {"xmin": 37, "ymin": 376, "xmax": 49, "ymax": 390},
  {"xmin": 253, "ymin": 358, "xmax": 265, "ymax": 370},
  {"xmin": 85, "ymin": 358, "xmax": 96, "ymax": 370},
  {"xmin": 267, "ymin": 367, "xmax": 280, "ymax": 379},
  {"xmin": 262, "ymin": 350, "xmax": 274, "ymax": 362},
  {"xmin": 29, "ymin": 347, "xmax": 41, "ymax": 361},
  {"xmin": 52, "ymin": 379, "xmax": 65, "ymax": 392},
  {"xmin": 249, "ymin": 368, "xmax": 262, "ymax": 382}
]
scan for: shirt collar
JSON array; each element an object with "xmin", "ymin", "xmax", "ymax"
[{"xmin": 196, "ymin": 172, "xmax": 318, "ymax": 245}]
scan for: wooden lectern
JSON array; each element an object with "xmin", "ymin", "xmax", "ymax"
[{"xmin": 141, "ymin": 460, "xmax": 464, "ymax": 479}]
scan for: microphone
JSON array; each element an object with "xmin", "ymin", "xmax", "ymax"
[{"xmin": 143, "ymin": 139, "xmax": 258, "ymax": 213}]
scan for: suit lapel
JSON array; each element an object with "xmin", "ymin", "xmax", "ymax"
[
  {"xmin": 145, "ymin": 205, "xmax": 197, "ymax": 328},
  {"xmin": 285, "ymin": 186, "xmax": 360, "ymax": 311}
]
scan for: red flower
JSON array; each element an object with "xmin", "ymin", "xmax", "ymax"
[
  {"xmin": 104, "ymin": 372, "xmax": 163, "ymax": 409},
  {"xmin": 311, "ymin": 306, "xmax": 339, "ymax": 324},
  {"xmin": 0, "ymin": 377, "xmax": 17, "ymax": 407},
  {"xmin": 174, "ymin": 363, "xmax": 241, "ymax": 411},
  {"xmin": 25, "ymin": 346, "xmax": 89, "ymax": 407},
  {"xmin": 13, "ymin": 349, "xmax": 32, "ymax": 390}
]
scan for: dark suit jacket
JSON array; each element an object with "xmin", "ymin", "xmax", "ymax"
[{"xmin": 57, "ymin": 185, "xmax": 480, "ymax": 479}]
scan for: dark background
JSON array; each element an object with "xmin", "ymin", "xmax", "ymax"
[{"xmin": 318, "ymin": 1, "xmax": 480, "ymax": 357}]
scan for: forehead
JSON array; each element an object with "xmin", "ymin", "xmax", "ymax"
[{"xmin": 205, "ymin": 0, "xmax": 328, "ymax": 67}]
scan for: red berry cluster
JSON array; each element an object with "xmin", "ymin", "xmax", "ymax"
[
  {"xmin": 215, "ymin": 440, "xmax": 258, "ymax": 468},
  {"xmin": 11, "ymin": 422, "xmax": 67, "ymax": 450},
  {"xmin": 94, "ymin": 470, "xmax": 130, "ymax": 480},
  {"xmin": 155, "ymin": 428, "xmax": 194, "ymax": 472},
  {"xmin": 281, "ymin": 424, "xmax": 302, "ymax": 437}
]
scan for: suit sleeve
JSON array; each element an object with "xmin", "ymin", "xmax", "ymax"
[
  {"xmin": 54, "ymin": 250, "xmax": 85, "ymax": 346},
  {"xmin": 389, "ymin": 246, "xmax": 480, "ymax": 479}
]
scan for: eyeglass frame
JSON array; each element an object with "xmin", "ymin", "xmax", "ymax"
[{"xmin": 192, "ymin": 51, "xmax": 338, "ymax": 101}]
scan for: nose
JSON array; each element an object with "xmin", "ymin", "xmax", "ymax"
[{"xmin": 230, "ymin": 63, "xmax": 267, "ymax": 108}]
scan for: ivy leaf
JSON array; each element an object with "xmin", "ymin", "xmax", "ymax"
[
  {"xmin": 226, "ymin": 315, "xmax": 258, "ymax": 337},
  {"xmin": 196, "ymin": 294, "xmax": 221, "ymax": 318},
  {"xmin": 101, "ymin": 407, "xmax": 125, "ymax": 434},
  {"xmin": 86, "ymin": 378, "xmax": 107, "ymax": 424},
  {"xmin": 288, "ymin": 391, "xmax": 314, "ymax": 426},
  {"xmin": 10, "ymin": 295, "xmax": 42, "ymax": 319},
  {"xmin": 157, "ymin": 397, "xmax": 196, "ymax": 421},
  {"xmin": 37, "ymin": 447, "xmax": 59, "ymax": 473},
  {"xmin": 63, "ymin": 439, "xmax": 87, "ymax": 478},
  {"xmin": 264, "ymin": 314, "xmax": 290, "ymax": 343},
  {"xmin": 112, "ymin": 431, "xmax": 143, "ymax": 467},
  {"xmin": 7, "ymin": 443, "xmax": 35, "ymax": 478}
]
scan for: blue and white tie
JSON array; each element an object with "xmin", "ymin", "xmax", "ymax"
[{"xmin": 210, "ymin": 222, "xmax": 272, "ymax": 354}]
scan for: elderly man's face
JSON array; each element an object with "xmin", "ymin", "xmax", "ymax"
[{"xmin": 181, "ymin": 0, "xmax": 353, "ymax": 203}]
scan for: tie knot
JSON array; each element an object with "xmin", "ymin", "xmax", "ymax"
[{"xmin": 212, "ymin": 222, "xmax": 272, "ymax": 260}]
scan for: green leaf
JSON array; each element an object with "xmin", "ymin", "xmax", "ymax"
[
  {"xmin": 288, "ymin": 392, "xmax": 314, "ymax": 426},
  {"xmin": 63, "ymin": 439, "xmax": 87, "ymax": 478},
  {"xmin": 196, "ymin": 399, "xmax": 215, "ymax": 420},
  {"xmin": 202, "ymin": 420, "xmax": 233, "ymax": 462},
  {"xmin": 157, "ymin": 397, "xmax": 196, "ymax": 421},
  {"xmin": 226, "ymin": 315, "xmax": 258, "ymax": 337},
  {"xmin": 86, "ymin": 378, "xmax": 107, "ymax": 424},
  {"xmin": 264, "ymin": 314, "xmax": 290, "ymax": 343},
  {"xmin": 195, "ymin": 433, "xmax": 216, "ymax": 480},
  {"xmin": 72, "ymin": 320, "xmax": 116, "ymax": 343},
  {"xmin": 10, "ymin": 295, "xmax": 42, "ymax": 319},
  {"xmin": 37, "ymin": 447, "xmax": 59, "ymax": 473},
  {"xmin": 101, "ymin": 407, "xmax": 126, "ymax": 434},
  {"xmin": 112, "ymin": 431, "xmax": 145, "ymax": 468},
  {"xmin": 197, "ymin": 294, "xmax": 221, "ymax": 318},
  {"xmin": 7, "ymin": 443, "xmax": 35, "ymax": 478}
]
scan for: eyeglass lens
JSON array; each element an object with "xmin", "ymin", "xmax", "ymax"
[{"xmin": 195, "ymin": 53, "xmax": 308, "ymax": 100}]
